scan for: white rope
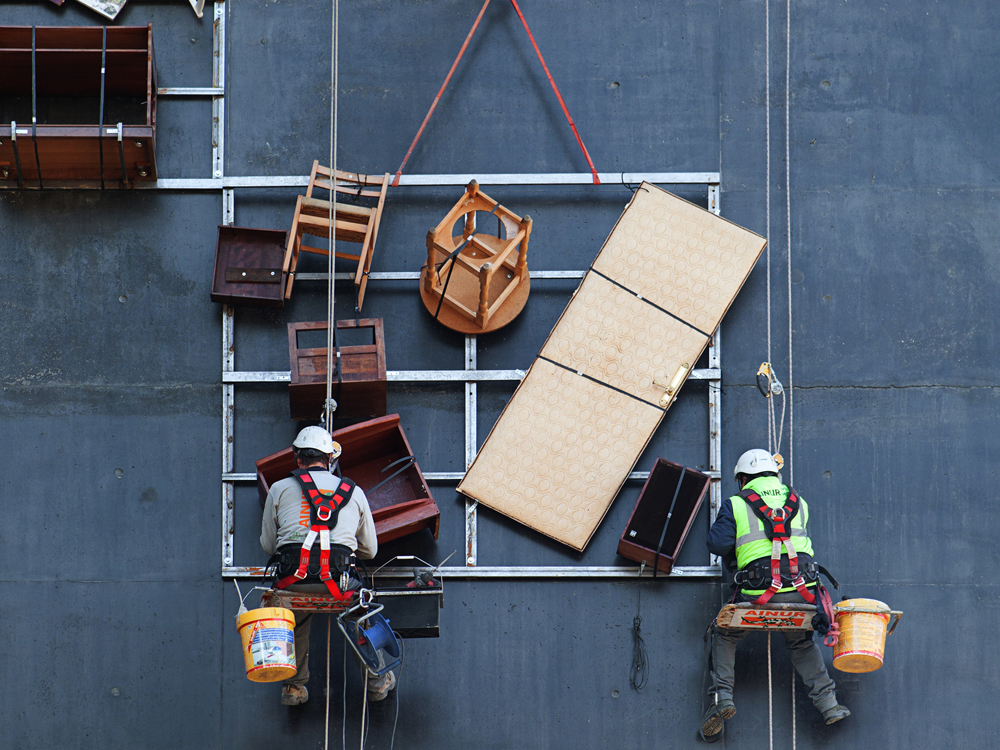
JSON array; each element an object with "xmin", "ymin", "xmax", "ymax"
[
  {"xmin": 342, "ymin": 639, "xmax": 347, "ymax": 750},
  {"xmin": 791, "ymin": 677, "xmax": 797, "ymax": 750},
  {"xmin": 325, "ymin": 0, "xmax": 339, "ymax": 429},
  {"xmin": 765, "ymin": 0, "xmax": 772, "ymax": 455},
  {"xmin": 325, "ymin": 616, "xmax": 332, "ymax": 750},
  {"xmin": 767, "ymin": 632, "xmax": 774, "ymax": 750},
  {"xmin": 785, "ymin": 0, "xmax": 794, "ymax": 488},
  {"xmin": 785, "ymin": 2, "xmax": 798, "ymax": 747}
]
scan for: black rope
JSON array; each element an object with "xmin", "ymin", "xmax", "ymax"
[
  {"xmin": 652, "ymin": 466, "xmax": 686, "ymax": 578},
  {"xmin": 369, "ymin": 456, "xmax": 415, "ymax": 494},
  {"xmin": 98, "ymin": 27, "xmax": 107, "ymax": 190},
  {"xmin": 433, "ymin": 204, "xmax": 501, "ymax": 320},
  {"xmin": 31, "ymin": 27, "xmax": 43, "ymax": 189},
  {"xmin": 629, "ymin": 581, "xmax": 648, "ymax": 692}
]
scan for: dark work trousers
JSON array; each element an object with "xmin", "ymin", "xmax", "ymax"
[
  {"xmin": 282, "ymin": 585, "xmax": 394, "ymax": 696},
  {"xmin": 711, "ymin": 590, "xmax": 839, "ymax": 713}
]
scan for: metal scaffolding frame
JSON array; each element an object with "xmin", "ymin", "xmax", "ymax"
[{"xmin": 83, "ymin": 2, "xmax": 729, "ymax": 581}]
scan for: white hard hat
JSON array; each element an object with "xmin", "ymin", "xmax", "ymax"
[
  {"xmin": 293, "ymin": 426, "xmax": 341, "ymax": 458},
  {"xmin": 733, "ymin": 448, "xmax": 779, "ymax": 479}
]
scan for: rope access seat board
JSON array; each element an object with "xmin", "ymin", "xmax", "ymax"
[{"xmin": 458, "ymin": 183, "xmax": 766, "ymax": 550}]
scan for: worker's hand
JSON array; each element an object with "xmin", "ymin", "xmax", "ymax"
[{"xmin": 812, "ymin": 610, "xmax": 831, "ymax": 635}]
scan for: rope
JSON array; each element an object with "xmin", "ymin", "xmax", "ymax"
[
  {"xmin": 507, "ymin": 0, "xmax": 600, "ymax": 184},
  {"xmin": 765, "ymin": 0, "xmax": 771, "ymax": 448},
  {"xmin": 393, "ymin": 0, "xmax": 599, "ymax": 185},
  {"xmin": 785, "ymin": 0, "xmax": 794, "ymax": 487},
  {"xmin": 325, "ymin": 0, "xmax": 339, "ymax": 431},
  {"xmin": 342, "ymin": 639, "xmax": 347, "ymax": 750},
  {"xmin": 792, "ymin": 677, "xmax": 796, "ymax": 750},
  {"xmin": 393, "ymin": 0, "xmax": 493, "ymax": 186},
  {"xmin": 629, "ymin": 572, "xmax": 648, "ymax": 691},
  {"xmin": 325, "ymin": 615, "xmax": 332, "ymax": 750},
  {"xmin": 767, "ymin": 632, "xmax": 774, "ymax": 750}
]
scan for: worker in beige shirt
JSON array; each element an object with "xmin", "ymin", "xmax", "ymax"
[{"xmin": 260, "ymin": 426, "xmax": 385, "ymax": 706}]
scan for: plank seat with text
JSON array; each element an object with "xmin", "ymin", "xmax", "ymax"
[
  {"xmin": 420, "ymin": 180, "xmax": 532, "ymax": 334},
  {"xmin": 287, "ymin": 318, "xmax": 387, "ymax": 422},
  {"xmin": 458, "ymin": 183, "xmax": 766, "ymax": 550},
  {"xmin": 716, "ymin": 602, "xmax": 818, "ymax": 631},
  {"xmin": 256, "ymin": 415, "xmax": 440, "ymax": 544},
  {"xmin": 0, "ymin": 25, "xmax": 156, "ymax": 187},
  {"xmin": 283, "ymin": 162, "xmax": 389, "ymax": 312}
]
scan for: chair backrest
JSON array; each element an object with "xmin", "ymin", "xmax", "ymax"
[{"xmin": 306, "ymin": 160, "xmax": 389, "ymax": 201}]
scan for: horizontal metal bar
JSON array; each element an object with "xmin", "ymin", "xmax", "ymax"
[
  {"xmin": 157, "ymin": 87, "xmax": 224, "ymax": 96},
  {"xmin": 223, "ymin": 367, "xmax": 717, "ymax": 384},
  {"xmin": 297, "ymin": 269, "xmax": 586, "ymax": 282},
  {"xmin": 145, "ymin": 172, "xmax": 719, "ymax": 191},
  {"xmin": 223, "ymin": 371, "xmax": 290, "ymax": 383},
  {"xmin": 223, "ymin": 564, "xmax": 721, "ymax": 579},
  {"xmin": 389, "ymin": 369, "xmax": 526, "ymax": 382},
  {"xmin": 223, "ymin": 469, "xmax": 720, "ymax": 483}
]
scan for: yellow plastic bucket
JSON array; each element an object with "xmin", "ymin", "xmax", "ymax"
[
  {"xmin": 833, "ymin": 598, "xmax": 891, "ymax": 673},
  {"xmin": 237, "ymin": 607, "xmax": 297, "ymax": 683}
]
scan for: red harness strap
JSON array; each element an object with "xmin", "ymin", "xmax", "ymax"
[
  {"xmin": 741, "ymin": 489, "xmax": 816, "ymax": 605},
  {"xmin": 275, "ymin": 470, "xmax": 356, "ymax": 600}
]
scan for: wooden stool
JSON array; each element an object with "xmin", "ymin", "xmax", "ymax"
[
  {"xmin": 283, "ymin": 162, "xmax": 390, "ymax": 312},
  {"xmin": 420, "ymin": 180, "xmax": 532, "ymax": 334}
]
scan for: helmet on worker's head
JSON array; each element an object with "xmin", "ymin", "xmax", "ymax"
[
  {"xmin": 733, "ymin": 449, "xmax": 779, "ymax": 480},
  {"xmin": 293, "ymin": 426, "xmax": 342, "ymax": 459}
]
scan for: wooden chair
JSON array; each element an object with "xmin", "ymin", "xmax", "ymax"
[
  {"xmin": 283, "ymin": 162, "xmax": 390, "ymax": 312},
  {"xmin": 419, "ymin": 180, "xmax": 532, "ymax": 334}
]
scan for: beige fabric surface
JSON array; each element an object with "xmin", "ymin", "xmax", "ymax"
[{"xmin": 458, "ymin": 183, "xmax": 766, "ymax": 550}]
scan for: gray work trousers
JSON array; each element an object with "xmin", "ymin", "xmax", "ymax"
[
  {"xmin": 711, "ymin": 592, "xmax": 839, "ymax": 713},
  {"xmin": 285, "ymin": 610, "xmax": 394, "ymax": 695}
]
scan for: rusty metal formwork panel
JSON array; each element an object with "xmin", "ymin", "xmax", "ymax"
[{"xmin": 458, "ymin": 183, "xmax": 766, "ymax": 551}]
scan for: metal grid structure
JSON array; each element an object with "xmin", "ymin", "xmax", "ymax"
[{"xmin": 40, "ymin": 2, "xmax": 728, "ymax": 581}]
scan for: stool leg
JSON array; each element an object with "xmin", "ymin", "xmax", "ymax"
[
  {"xmin": 425, "ymin": 231, "xmax": 439, "ymax": 291},
  {"xmin": 477, "ymin": 262, "xmax": 492, "ymax": 328}
]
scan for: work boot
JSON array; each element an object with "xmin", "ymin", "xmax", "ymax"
[
  {"xmin": 699, "ymin": 698, "xmax": 736, "ymax": 740},
  {"xmin": 281, "ymin": 684, "xmax": 309, "ymax": 706},
  {"xmin": 367, "ymin": 670, "xmax": 397, "ymax": 702},
  {"xmin": 822, "ymin": 704, "xmax": 850, "ymax": 725}
]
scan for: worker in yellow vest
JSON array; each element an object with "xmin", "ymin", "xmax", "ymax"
[{"xmin": 699, "ymin": 449, "xmax": 849, "ymax": 740}]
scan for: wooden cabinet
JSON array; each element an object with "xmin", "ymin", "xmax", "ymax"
[
  {"xmin": 288, "ymin": 318, "xmax": 387, "ymax": 422},
  {"xmin": 0, "ymin": 25, "xmax": 156, "ymax": 187},
  {"xmin": 617, "ymin": 459, "xmax": 710, "ymax": 575},
  {"xmin": 256, "ymin": 414, "xmax": 441, "ymax": 544}
]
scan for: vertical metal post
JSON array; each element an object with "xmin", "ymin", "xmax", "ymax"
[
  {"xmin": 212, "ymin": 1, "xmax": 226, "ymax": 180},
  {"xmin": 465, "ymin": 335, "xmax": 478, "ymax": 566},
  {"xmin": 707, "ymin": 182, "xmax": 722, "ymax": 567},
  {"xmin": 216, "ymin": 0, "xmax": 233, "ymax": 569}
]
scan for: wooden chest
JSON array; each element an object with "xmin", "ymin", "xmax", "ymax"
[
  {"xmin": 256, "ymin": 414, "xmax": 440, "ymax": 544},
  {"xmin": 288, "ymin": 318, "xmax": 387, "ymax": 422},
  {"xmin": 210, "ymin": 226, "xmax": 288, "ymax": 308},
  {"xmin": 0, "ymin": 25, "xmax": 157, "ymax": 187},
  {"xmin": 617, "ymin": 459, "xmax": 710, "ymax": 575}
]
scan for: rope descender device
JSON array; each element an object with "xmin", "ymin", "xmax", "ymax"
[
  {"xmin": 756, "ymin": 362, "xmax": 784, "ymax": 398},
  {"xmin": 756, "ymin": 362, "xmax": 785, "ymax": 471}
]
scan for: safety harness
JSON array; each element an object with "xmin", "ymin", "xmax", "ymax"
[
  {"xmin": 738, "ymin": 487, "xmax": 816, "ymax": 605},
  {"xmin": 274, "ymin": 468, "xmax": 358, "ymax": 600}
]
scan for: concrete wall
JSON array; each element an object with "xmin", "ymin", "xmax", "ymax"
[{"xmin": 1, "ymin": 0, "xmax": 995, "ymax": 747}]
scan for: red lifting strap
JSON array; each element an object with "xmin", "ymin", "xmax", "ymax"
[{"xmin": 392, "ymin": 0, "xmax": 600, "ymax": 186}]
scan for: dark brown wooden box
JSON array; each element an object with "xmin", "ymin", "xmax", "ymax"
[
  {"xmin": 617, "ymin": 459, "xmax": 710, "ymax": 575},
  {"xmin": 0, "ymin": 25, "xmax": 157, "ymax": 187},
  {"xmin": 256, "ymin": 414, "xmax": 440, "ymax": 544},
  {"xmin": 288, "ymin": 319, "xmax": 387, "ymax": 422},
  {"xmin": 211, "ymin": 226, "xmax": 289, "ymax": 308}
]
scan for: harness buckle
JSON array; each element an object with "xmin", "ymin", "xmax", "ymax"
[{"xmin": 317, "ymin": 506, "xmax": 333, "ymax": 522}]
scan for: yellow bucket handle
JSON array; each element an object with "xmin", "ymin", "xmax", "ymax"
[{"xmin": 835, "ymin": 606, "xmax": 904, "ymax": 635}]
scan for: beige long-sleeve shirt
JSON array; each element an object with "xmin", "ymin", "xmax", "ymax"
[{"xmin": 260, "ymin": 469, "xmax": 378, "ymax": 559}]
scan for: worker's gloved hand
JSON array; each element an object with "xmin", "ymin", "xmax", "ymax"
[{"xmin": 812, "ymin": 610, "xmax": 831, "ymax": 635}]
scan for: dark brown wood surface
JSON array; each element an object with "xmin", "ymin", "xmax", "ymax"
[
  {"xmin": 255, "ymin": 414, "xmax": 440, "ymax": 543},
  {"xmin": 211, "ymin": 226, "xmax": 288, "ymax": 308}
]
